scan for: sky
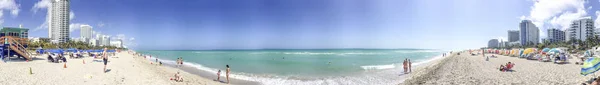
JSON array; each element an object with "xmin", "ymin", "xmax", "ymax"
[{"xmin": 0, "ymin": 0, "xmax": 598, "ymax": 50}]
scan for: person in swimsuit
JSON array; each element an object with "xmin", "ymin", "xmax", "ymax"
[
  {"xmin": 103, "ymin": 48, "xmax": 108, "ymax": 73},
  {"xmin": 226, "ymin": 65, "xmax": 230, "ymax": 84},
  {"xmin": 403, "ymin": 58, "xmax": 407, "ymax": 74},
  {"xmin": 409, "ymin": 59, "xmax": 412, "ymax": 73}
]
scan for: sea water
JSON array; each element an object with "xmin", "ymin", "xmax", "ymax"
[{"xmin": 137, "ymin": 49, "xmax": 445, "ymax": 85}]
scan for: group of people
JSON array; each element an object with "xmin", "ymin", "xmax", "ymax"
[
  {"xmin": 176, "ymin": 57, "xmax": 184, "ymax": 67},
  {"xmin": 215, "ymin": 65, "xmax": 231, "ymax": 84},
  {"xmin": 498, "ymin": 62, "xmax": 515, "ymax": 72},
  {"xmin": 403, "ymin": 58, "xmax": 412, "ymax": 74}
]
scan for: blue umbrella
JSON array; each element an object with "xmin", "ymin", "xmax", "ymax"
[{"xmin": 541, "ymin": 48, "xmax": 550, "ymax": 53}]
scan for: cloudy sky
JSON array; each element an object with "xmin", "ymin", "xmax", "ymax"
[{"xmin": 0, "ymin": 0, "xmax": 598, "ymax": 50}]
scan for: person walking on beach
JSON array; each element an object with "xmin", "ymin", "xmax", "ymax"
[
  {"xmin": 180, "ymin": 57, "xmax": 184, "ymax": 66},
  {"xmin": 102, "ymin": 48, "xmax": 108, "ymax": 73},
  {"xmin": 226, "ymin": 65, "xmax": 231, "ymax": 84},
  {"xmin": 176, "ymin": 58, "xmax": 181, "ymax": 67},
  {"xmin": 409, "ymin": 59, "xmax": 412, "ymax": 73}
]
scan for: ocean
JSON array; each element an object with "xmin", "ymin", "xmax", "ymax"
[{"xmin": 137, "ymin": 49, "xmax": 446, "ymax": 85}]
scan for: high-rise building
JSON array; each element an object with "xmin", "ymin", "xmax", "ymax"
[
  {"xmin": 49, "ymin": 0, "xmax": 70, "ymax": 43},
  {"xmin": 567, "ymin": 18, "xmax": 595, "ymax": 41},
  {"xmin": 100, "ymin": 35, "xmax": 110, "ymax": 46},
  {"xmin": 80, "ymin": 25, "xmax": 92, "ymax": 39},
  {"xmin": 519, "ymin": 20, "xmax": 539, "ymax": 46},
  {"xmin": 507, "ymin": 30, "xmax": 519, "ymax": 42},
  {"xmin": 547, "ymin": 28, "xmax": 566, "ymax": 43},
  {"xmin": 488, "ymin": 39, "xmax": 499, "ymax": 48}
]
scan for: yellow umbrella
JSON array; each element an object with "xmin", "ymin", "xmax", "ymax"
[
  {"xmin": 511, "ymin": 49, "xmax": 518, "ymax": 56},
  {"xmin": 523, "ymin": 48, "xmax": 536, "ymax": 54}
]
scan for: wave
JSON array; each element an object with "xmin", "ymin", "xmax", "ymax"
[
  {"xmin": 360, "ymin": 64, "xmax": 396, "ymax": 70},
  {"xmin": 274, "ymin": 52, "xmax": 385, "ymax": 55},
  {"xmin": 359, "ymin": 53, "xmax": 445, "ymax": 70},
  {"xmin": 139, "ymin": 52, "xmax": 445, "ymax": 85},
  {"xmin": 394, "ymin": 50, "xmax": 444, "ymax": 53}
]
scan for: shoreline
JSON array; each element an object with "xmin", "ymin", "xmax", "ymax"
[{"xmin": 138, "ymin": 50, "xmax": 448, "ymax": 85}]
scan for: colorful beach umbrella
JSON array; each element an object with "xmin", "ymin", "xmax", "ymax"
[
  {"xmin": 523, "ymin": 48, "xmax": 536, "ymax": 55},
  {"xmin": 541, "ymin": 48, "xmax": 550, "ymax": 53},
  {"xmin": 581, "ymin": 57, "xmax": 600, "ymax": 76},
  {"xmin": 548, "ymin": 48, "xmax": 563, "ymax": 54},
  {"xmin": 585, "ymin": 50, "xmax": 593, "ymax": 57}
]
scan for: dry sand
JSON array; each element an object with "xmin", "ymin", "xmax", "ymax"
[
  {"xmin": 402, "ymin": 51, "xmax": 598, "ymax": 85},
  {"xmin": 0, "ymin": 52, "xmax": 229, "ymax": 85}
]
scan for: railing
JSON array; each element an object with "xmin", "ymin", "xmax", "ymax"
[{"xmin": 1, "ymin": 36, "xmax": 30, "ymax": 57}]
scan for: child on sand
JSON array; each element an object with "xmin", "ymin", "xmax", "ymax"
[
  {"xmin": 217, "ymin": 70, "xmax": 221, "ymax": 81},
  {"xmin": 172, "ymin": 72, "xmax": 183, "ymax": 82}
]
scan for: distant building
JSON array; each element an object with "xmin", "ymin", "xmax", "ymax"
[
  {"xmin": 507, "ymin": 30, "xmax": 519, "ymax": 42},
  {"xmin": 488, "ymin": 39, "xmax": 499, "ymax": 48},
  {"xmin": 567, "ymin": 18, "xmax": 595, "ymax": 41},
  {"xmin": 596, "ymin": 28, "xmax": 600, "ymax": 37},
  {"xmin": 508, "ymin": 41, "xmax": 520, "ymax": 46},
  {"xmin": 80, "ymin": 25, "xmax": 92, "ymax": 39},
  {"xmin": 519, "ymin": 20, "xmax": 539, "ymax": 46},
  {"xmin": 89, "ymin": 38, "xmax": 98, "ymax": 46},
  {"xmin": 100, "ymin": 35, "xmax": 110, "ymax": 46},
  {"xmin": 547, "ymin": 28, "xmax": 565, "ymax": 43},
  {"xmin": 48, "ymin": 0, "xmax": 70, "ymax": 43}
]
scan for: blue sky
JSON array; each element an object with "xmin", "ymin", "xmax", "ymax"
[{"xmin": 0, "ymin": 0, "xmax": 598, "ymax": 50}]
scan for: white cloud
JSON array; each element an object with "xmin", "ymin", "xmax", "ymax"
[
  {"xmin": 112, "ymin": 34, "xmax": 137, "ymax": 48},
  {"xmin": 595, "ymin": 11, "xmax": 600, "ymax": 27},
  {"xmin": 98, "ymin": 22, "xmax": 105, "ymax": 28},
  {"xmin": 70, "ymin": 11, "xmax": 74, "ymax": 20},
  {"xmin": 526, "ymin": 0, "xmax": 587, "ymax": 30},
  {"xmin": 32, "ymin": 0, "xmax": 51, "ymax": 14},
  {"xmin": 69, "ymin": 23, "xmax": 87, "ymax": 32},
  {"xmin": 0, "ymin": 0, "xmax": 20, "ymax": 24}
]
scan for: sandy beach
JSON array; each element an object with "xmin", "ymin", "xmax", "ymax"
[
  {"xmin": 402, "ymin": 51, "xmax": 597, "ymax": 85},
  {"xmin": 0, "ymin": 52, "xmax": 232, "ymax": 85}
]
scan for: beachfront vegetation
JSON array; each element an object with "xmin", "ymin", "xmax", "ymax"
[
  {"xmin": 497, "ymin": 35, "xmax": 600, "ymax": 53},
  {"xmin": 27, "ymin": 38, "xmax": 126, "ymax": 50}
]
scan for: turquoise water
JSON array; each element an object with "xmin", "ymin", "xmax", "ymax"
[{"xmin": 137, "ymin": 49, "xmax": 445, "ymax": 84}]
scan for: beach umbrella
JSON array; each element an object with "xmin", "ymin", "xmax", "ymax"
[
  {"xmin": 585, "ymin": 50, "xmax": 593, "ymax": 57},
  {"xmin": 523, "ymin": 48, "xmax": 536, "ymax": 54},
  {"xmin": 519, "ymin": 49, "xmax": 525, "ymax": 56},
  {"xmin": 542, "ymin": 48, "xmax": 550, "ymax": 53},
  {"xmin": 581, "ymin": 57, "xmax": 600, "ymax": 76},
  {"xmin": 548, "ymin": 48, "xmax": 563, "ymax": 54}
]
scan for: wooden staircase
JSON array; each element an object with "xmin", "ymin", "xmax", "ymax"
[{"xmin": 0, "ymin": 36, "xmax": 31, "ymax": 61}]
